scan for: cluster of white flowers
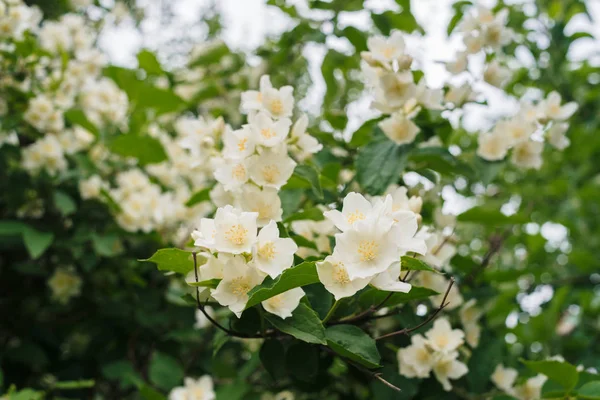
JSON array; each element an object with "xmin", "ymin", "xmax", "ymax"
[
  {"xmin": 0, "ymin": 0, "xmax": 41, "ymax": 40},
  {"xmin": 447, "ymin": 5, "xmax": 514, "ymax": 86},
  {"xmin": 397, "ymin": 318, "xmax": 468, "ymax": 391},
  {"xmin": 47, "ymin": 268, "xmax": 82, "ymax": 304},
  {"xmin": 492, "ymin": 364, "xmax": 547, "ymax": 400},
  {"xmin": 208, "ymin": 74, "xmax": 321, "ymax": 226},
  {"xmin": 169, "ymin": 376, "xmax": 215, "ymax": 400},
  {"xmin": 317, "ymin": 189, "xmax": 426, "ymax": 300},
  {"xmin": 477, "ymin": 91, "xmax": 578, "ymax": 169},
  {"xmin": 185, "ymin": 75, "xmax": 323, "ymax": 319},
  {"xmin": 361, "ymin": 31, "xmax": 444, "ymax": 145}
]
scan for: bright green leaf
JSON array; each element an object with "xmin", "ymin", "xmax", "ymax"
[
  {"xmin": 401, "ymin": 256, "xmax": 441, "ymax": 274},
  {"xmin": 22, "ymin": 226, "xmax": 54, "ymax": 259},
  {"xmin": 109, "ymin": 135, "xmax": 168, "ymax": 165},
  {"xmin": 185, "ymin": 188, "xmax": 211, "ymax": 207},
  {"xmin": 141, "ymin": 248, "xmax": 195, "ymax": 275},
  {"xmin": 522, "ymin": 359, "xmax": 579, "ymax": 392},
  {"xmin": 356, "ymin": 138, "xmax": 410, "ymax": 195}
]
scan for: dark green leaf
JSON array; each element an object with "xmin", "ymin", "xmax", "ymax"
[
  {"xmin": 579, "ymin": 381, "xmax": 600, "ymax": 399},
  {"xmin": 325, "ymin": 325, "xmax": 381, "ymax": 369},
  {"xmin": 139, "ymin": 384, "xmax": 166, "ymax": 400},
  {"xmin": 358, "ymin": 286, "xmax": 439, "ymax": 309},
  {"xmin": 356, "ymin": 138, "xmax": 410, "ymax": 195},
  {"xmin": 245, "ymin": 262, "xmax": 319, "ymax": 309},
  {"xmin": 260, "ymin": 339, "xmax": 287, "ymax": 380},
  {"xmin": 467, "ymin": 337, "xmax": 504, "ymax": 393},
  {"xmin": 64, "ymin": 109, "xmax": 100, "ymax": 137},
  {"xmin": 22, "ymin": 226, "xmax": 54, "ymax": 259},
  {"xmin": 522, "ymin": 359, "xmax": 579, "ymax": 392},
  {"xmin": 401, "ymin": 256, "xmax": 441, "ymax": 274},
  {"xmin": 292, "ymin": 165, "xmax": 323, "ymax": 199},
  {"xmin": 264, "ymin": 303, "xmax": 326, "ymax": 345},
  {"xmin": 149, "ymin": 352, "xmax": 184, "ymax": 391},
  {"xmin": 285, "ymin": 341, "xmax": 319, "ymax": 382},
  {"xmin": 53, "ymin": 191, "xmax": 76, "ymax": 216}
]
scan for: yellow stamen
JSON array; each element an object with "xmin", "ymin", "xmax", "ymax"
[
  {"xmin": 225, "ymin": 224, "xmax": 247, "ymax": 245},
  {"xmin": 357, "ymin": 240, "xmax": 378, "ymax": 262}
]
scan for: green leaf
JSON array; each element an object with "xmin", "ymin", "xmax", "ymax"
[
  {"xmin": 458, "ymin": 206, "xmax": 528, "ymax": 225},
  {"xmin": 467, "ymin": 337, "xmax": 504, "ymax": 393},
  {"xmin": 212, "ymin": 330, "xmax": 230, "ymax": 358},
  {"xmin": 91, "ymin": 233, "xmax": 122, "ymax": 257},
  {"xmin": 356, "ymin": 138, "xmax": 410, "ymax": 195},
  {"xmin": 522, "ymin": 359, "xmax": 579, "ymax": 392},
  {"xmin": 22, "ymin": 226, "xmax": 54, "ymax": 259},
  {"xmin": 215, "ymin": 382, "xmax": 250, "ymax": 400},
  {"xmin": 185, "ymin": 188, "xmax": 211, "ymax": 207},
  {"xmin": 141, "ymin": 248, "xmax": 195, "ymax": 275},
  {"xmin": 245, "ymin": 262, "xmax": 319, "ymax": 309},
  {"xmin": 53, "ymin": 380, "xmax": 95, "ymax": 389},
  {"xmin": 53, "ymin": 191, "xmax": 77, "ymax": 216},
  {"xmin": 400, "ymin": 256, "xmax": 441, "ymax": 274},
  {"xmin": 283, "ymin": 207, "xmax": 324, "ymax": 223},
  {"xmin": 109, "ymin": 135, "xmax": 168, "ymax": 165},
  {"xmin": 264, "ymin": 303, "xmax": 327, "ymax": 345},
  {"xmin": 372, "ymin": 10, "xmax": 422, "ymax": 35},
  {"xmin": 292, "ymin": 165, "xmax": 323, "ymax": 199},
  {"xmin": 149, "ymin": 352, "xmax": 184, "ymax": 391},
  {"xmin": 325, "ymin": 325, "xmax": 381, "ymax": 369},
  {"xmin": 349, "ymin": 118, "xmax": 384, "ymax": 148},
  {"xmin": 339, "ymin": 26, "xmax": 367, "ymax": 52},
  {"xmin": 187, "ymin": 278, "xmax": 221, "ymax": 289},
  {"xmin": 579, "ymin": 381, "xmax": 600, "ymax": 399},
  {"xmin": 358, "ymin": 286, "xmax": 439, "ymax": 309},
  {"xmin": 285, "ymin": 341, "xmax": 319, "ymax": 382},
  {"xmin": 0, "ymin": 220, "xmax": 27, "ymax": 236},
  {"xmin": 260, "ymin": 339, "xmax": 287, "ymax": 380},
  {"xmin": 137, "ymin": 49, "xmax": 163, "ymax": 75},
  {"xmin": 102, "ymin": 360, "xmax": 143, "ymax": 389},
  {"xmin": 139, "ymin": 384, "xmax": 167, "ymax": 400},
  {"xmin": 64, "ymin": 109, "xmax": 99, "ymax": 137},
  {"xmin": 409, "ymin": 147, "xmax": 473, "ymax": 177}
]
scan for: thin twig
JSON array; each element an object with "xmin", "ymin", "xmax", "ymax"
[
  {"xmin": 373, "ymin": 373, "xmax": 402, "ymax": 392},
  {"xmin": 464, "ymin": 229, "xmax": 509, "ymax": 286},
  {"xmin": 375, "ymin": 277, "xmax": 455, "ymax": 341}
]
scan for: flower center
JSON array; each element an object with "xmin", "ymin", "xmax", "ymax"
[
  {"xmin": 260, "ymin": 128, "xmax": 276, "ymax": 139},
  {"xmin": 261, "ymin": 165, "xmax": 280, "ymax": 183},
  {"xmin": 269, "ymin": 99, "xmax": 283, "ymax": 115},
  {"xmin": 186, "ymin": 388, "xmax": 204, "ymax": 400},
  {"xmin": 332, "ymin": 262, "xmax": 350, "ymax": 284},
  {"xmin": 357, "ymin": 240, "xmax": 379, "ymax": 262},
  {"xmin": 237, "ymin": 137, "xmax": 247, "ymax": 151},
  {"xmin": 230, "ymin": 276, "xmax": 251, "ymax": 296},
  {"xmin": 435, "ymin": 335, "xmax": 449, "ymax": 348},
  {"xmin": 382, "ymin": 46, "xmax": 395, "ymax": 59},
  {"xmin": 225, "ymin": 224, "xmax": 248, "ymax": 245},
  {"xmin": 258, "ymin": 241, "xmax": 276, "ymax": 260},
  {"xmin": 416, "ymin": 348, "xmax": 430, "ymax": 363},
  {"xmin": 231, "ymin": 164, "xmax": 246, "ymax": 180},
  {"xmin": 346, "ymin": 211, "xmax": 365, "ymax": 225}
]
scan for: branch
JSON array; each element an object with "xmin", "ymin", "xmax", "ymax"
[
  {"xmin": 375, "ymin": 277, "xmax": 455, "ymax": 341},
  {"xmin": 464, "ymin": 230, "xmax": 509, "ymax": 286}
]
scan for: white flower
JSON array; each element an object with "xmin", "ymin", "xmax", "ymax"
[
  {"xmin": 464, "ymin": 323, "xmax": 481, "ymax": 347},
  {"xmin": 248, "ymin": 148, "xmax": 296, "ymax": 189},
  {"xmin": 511, "ymin": 140, "xmax": 543, "ymax": 170},
  {"xmin": 513, "ymin": 375, "xmax": 547, "ymax": 400},
  {"xmin": 425, "ymin": 318, "xmax": 465, "ymax": 353},
  {"xmin": 213, "ymin": 205, "xmax": 258, "ymax": 254},
  {"xmin": 484, "ymin": 60, "xmax": 511, "ymax": 88},
  {"xmin": 210, "ymin": 184, "xmax": 236, "ymax": 208},
  {"xmin": 369, "ymin": 262, "xmax": 412, "ymax": 293},
  {"xmin": 48, "ymin": 268, "xmax": 82, "ymax": 304},
  {"xmin": 416, "ymin": 228, "xmax": 456, "ymax": 269},
  {"xmin": 397, "ymin": 334, "xmax": 435, "ymax": 378},
  {"xmin": 374, "ymin": 70, "xmax": 416, "ymax": 111},
  {"xmin": 262, "ymin": 287, "xmax": 305, "ymax": 319},
  {"xmin": 446, "ymin": 51, "xmax": 468, "ymax": 74},
  {"xmin": 252, "ymin": 221, "xmax": 298, "ymax": 278},
  {"xmin": 241, "ymin": 75, "xmax": 272, "ymax": 114},
  {"xmin": 445, "ymin": 83, "xmax": 476, "ymax": 106},
  {"xmin": 213, "ymin": 157, "xmax": 251, "ymax": 191},
  {"xmin": 316, "ymin": 254, "xmax": 370, "ymax": 300},
  {"xmin": 547, "ymin": 122, "xmax": 570, "ymax": 150},
  {"xmin": 432, "ymin": 351, "xmax": 469, "ymax": 391},
  {"xmin": 191, "ymin": 218, "xmax": 217, "ymax": 251},
  {"xmin": 290, "ymin": 114, "xmax": 322, "ymax": 156},
  {"xmin": 378, "ymin": 112, "xmax": 420, "ymax": 145},
  {"xmin": 169, "ymin": 376, "xmax": 215, "ymax": 400},
  {"xmin": 477, "ymin": 132, "xmax": 509, "ymax": 161},
  {"xmin": 261, "ymin": 83, "xmax": 294, "ymax": 120},
  {"xmin": 364, "ymin": 30, "xmax": 407, "ymax": 66},
  {"xmin": 324, "ymin": 192, "xmax": 381, "ymax": 232},
  {"xmin": 237, "ymin": 185, "xmax": 283, "ymax": 227},
  {"xmin": 415, "ymin": 80, "xmax": 444, "ymax": 110},
  {"xmin": 538, "ymin": 91, "xmax": 577, "ymax": 121},
  {"xmin": 464, "ymin": 34, "xmax": 484, "ymax": 54},
  {"xmin": 79, "ymin": 175, "xmax": 105, "ymax": 200},
  {"xmin": 386, "ymin": 186, "xmax": 423, "ymax": 217},
  {"xmin": 459, "ymin": 299, "xmax": 482, "ymax": 326},
  {"xmin": 249, "ymin": 112, "xmax": 292, "ymax": 147},
  {"xmin": 185, "ymin": 253, "xmax": 224, "ymax": 285},
  {"xmin": 496, "ymin": 118, "xmax": 537, "ymax": 146},
  {"xmin": 491, "ymin": 364, "xmax": 518, "ymax": 394},
  {"xmin": 223, "ymin": 126, "xmax": 256, "ymax": 159},
  {"xmin": 211, "ymin": 254, "xmax": 264, "ymax": 317}
]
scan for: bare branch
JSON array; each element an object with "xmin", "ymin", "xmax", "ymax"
[{"xmin": 375, "ymin": 277, "xmax": 455, "ymax": 341}]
